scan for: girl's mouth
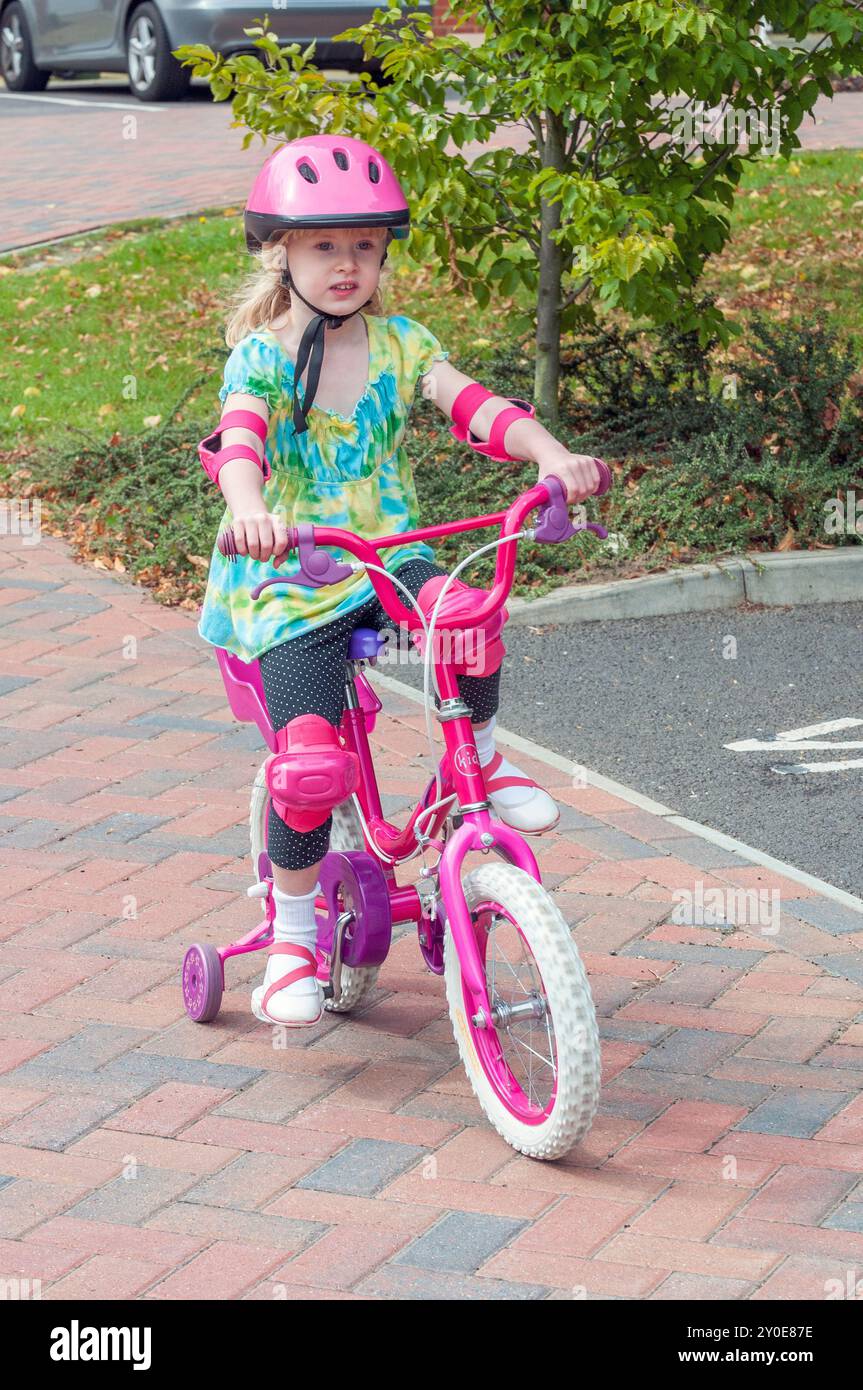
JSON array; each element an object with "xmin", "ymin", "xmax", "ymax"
[{"xmin": 329, "ymin": 284, "xmax": 358, "ymax": 296}]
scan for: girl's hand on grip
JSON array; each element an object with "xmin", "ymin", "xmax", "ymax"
[{"xmin": 231, "ymin": 511, "xmax": 290, "ymax": 565}]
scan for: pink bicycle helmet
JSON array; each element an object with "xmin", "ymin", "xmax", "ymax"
[{"xmin": 243, "ymin": 135, "xmax": 411, "ymax": 435}]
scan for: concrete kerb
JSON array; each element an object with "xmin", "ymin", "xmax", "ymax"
[{"xmin": 504, "ymin": 548, "xmax": 863, "ymax": 626}]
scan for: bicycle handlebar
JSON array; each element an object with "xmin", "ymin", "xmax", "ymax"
[{"xmin": 216, "ymin": 461, "xmax": 613, "ymax": 633}]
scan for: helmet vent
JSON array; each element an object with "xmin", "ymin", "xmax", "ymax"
[
  {"xmin": 368, "ymin": 159, "xmax": 381, "ymax": 185},
  {"xmin": 298, "ymin": 161, "xmax": 318, "ymax": 184},
  {"xmin": 333, "ymin": 150, "xmax": 349, "ymax": 171}
]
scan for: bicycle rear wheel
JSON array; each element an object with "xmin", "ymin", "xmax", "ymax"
[{"xmin": 444, "ymin": 861, "xmax": 600, "ymax": 1160}]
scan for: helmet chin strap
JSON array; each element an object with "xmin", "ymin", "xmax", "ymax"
[{"xmin": 281, "ymin": 249, "xmax": 386, "ymax": 435}]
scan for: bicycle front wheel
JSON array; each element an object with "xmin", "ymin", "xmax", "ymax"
[{"xmin": 444, "ymin": 862, "xmax": 600, "ymax": 1160}]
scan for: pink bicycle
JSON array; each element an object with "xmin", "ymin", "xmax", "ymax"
[{"xmin": 182, "ymin": 467, "xmax": 611, "ymax": 1160}]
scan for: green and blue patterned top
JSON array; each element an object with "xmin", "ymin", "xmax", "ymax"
[{"xmin": 197, "ymin": 313, "xmax": 449, "ymax": 663}]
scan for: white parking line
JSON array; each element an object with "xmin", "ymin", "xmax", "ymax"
[
  {"xmin": 0, "ymin": 91, "xmax": 168, "ymax": 112},
  {"xmin": 368, "ymin": 667, "xmax": 863, "ymax": 916}
]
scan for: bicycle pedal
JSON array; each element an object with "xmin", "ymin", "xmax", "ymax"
[{"xmin": 322, "ymin": 983, "xmax": 335, "ymax": 1000}]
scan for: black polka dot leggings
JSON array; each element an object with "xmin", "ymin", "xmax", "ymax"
[{"xmin": 258, "ymin": 556, "xmax": 502, "ymax": 871}]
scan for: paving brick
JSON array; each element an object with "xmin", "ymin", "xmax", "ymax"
[
  {"xmin": 822, "ymin": 1202, "xmax": 863, "ymax": 1232},
  {"xmin": 511, "ymin": 1193, "xmax": 638, "ymax": 1259},
  {"xmin": 356, "ymin": 1262, "xmax": 550, "ymax": 1299},
  {"xmin": 617, "ymin": 1002, "xmax": 762, "ymax": 1036},
  {"xmin": 383, "ymin": 1166, "xmax": 557, "ymax": 1219},
  {"xmin": 321, "ymin": 1061, "xmax": 443, "ymax": 1112},
  {"xmin": 44, "ymin": 1252, "xmax": 166, "ymax": 1300},
  {"xmin": 0, "ymin": 1234, "xmax": 90, "ymax": 1281},
  {"xmin": 296, "ymin": 1138, "xmax": 427, "ymax": 1197},
  {"xmin": 639, "ymin": 1100, "xmax": 749, "ymax": 1153},
  {"xmin": 714, "ymin": 1057, "xmax": 863, "ymax": 1092},
  {"xmin": 715, "ymin": 1214, "xmax": 863, "ymax": 1263},
  {"xmin": 180, "ymin": 1152, "xmax": 308, "ymax": 1210},
  {"xmin": 101, "ymin": 1053, "xmax": 263, "ymax": 1091},
  {"xmin": 390, "ymin": 1210, "xmax": 528, "ymax": 1273},
  {"xmin": 600, "ymin": 1230, "xmax": 781, "ymax": 1281},
  {"xmin": 649, "ymin": 1271, "xmax": 755, "ymax": 1299},
  {"xmin": 631, "ymin": 1183, "xmax": 751, "ymax": 1240},
  {"xmin": 269, "ymin": 1223, "xmax": 410, "ymax": 1289},
  {"xmin": 490, "ymin": 1244, "xmax": 669, "ymax": 1296},
  {"xmin": 752, "ymin": 1255, "xmax": 863, "ymax": 1300},
  {"xmin": 624, "ymin": 941, "xmax": 767, "ymax": 968},
  {"xmin": 736, "ymin": 1089, "xmax": 851, "ymax": 1139},
  {"xmin": 607, "ymin": 1141, "xmax": 778, "ymax": 1187},
  {"xmin": 712, "ymin": 1131, "xmax": 863, "ymax": 1174},
  {"xmin": 744, "ymin": 1165, "xmax": 857, "ymax": 1225},
  {"xmin": 145, "ymin": 1240, "xmax": 286, "ymax": 1299},
  {"xmin": 782, "ymin": 898, "xmax": 863, "ymax": 936},
  {"xmin": 0, "ymin": 1094, "xmax": 129, "ymax": 1151},
  {"xmin": 606, "ymin": 1066, "xmax": 771, "ymax": 1109},
  {"xmin": 290, "ymin": 1102, "xmax": 457, "ymax": 1150},
  {"xmin": 0, "ymin": 1178, "xmax": 93, "ymax": 1238},
  {"xmin": 63, "ymin": 1168, "xmax": 202, "ymax": 1225},
  {"xmin": 632, "ymin": 1028, "xmax": 749, "ymax": 1075},
  {"xmin": 735, "ymin": 1016, "xmax": 841, "ymax": 1063},
  {"xmin": 146, "ymin": 1201, "xmax": 325, "ymax": 1252},
  {"xmin": 817, "ymin": 1094, "xmax": 863, "ymax": 1144},
  {"xmin": 67, "ymin": 1129, "xmax": 241, "ymax": 1176},
  {"xmin": 809, "ymin": 1043, "xmax": 863, "ymax": 1070}
]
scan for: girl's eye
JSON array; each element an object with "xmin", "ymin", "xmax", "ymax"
[{"xmin": 316, "ymin": 241, "xmax": 374, "ymax": 250}]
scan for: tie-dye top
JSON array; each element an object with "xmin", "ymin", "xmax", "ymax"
[{"xmin": 197, "ymin": 313, "xmax": 449, "ymax": 664}]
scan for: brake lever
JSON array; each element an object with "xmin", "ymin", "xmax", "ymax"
[
  {"xmin": 217, "ymin": 522, "xmax": 355, "ymax": 596},
  {"xmin": 532, "ymin": 463, "xmax": 612, "ymax": 543}
]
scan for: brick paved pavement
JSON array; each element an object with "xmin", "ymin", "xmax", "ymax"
[
  {"xmin": 2, "ymin": 84, "xmax": 863, "ymax": 254},
  {"xmin": 1, "ymin": 534, "xmax": 863, "ymax": 1300}
]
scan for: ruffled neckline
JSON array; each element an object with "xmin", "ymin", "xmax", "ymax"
[{"xmin": 258, "ymin": 315, "xmax": 384, "ymax": 425}]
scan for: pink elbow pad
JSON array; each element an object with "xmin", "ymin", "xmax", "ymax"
[
  {"xmin": 450, "ymin": 384, "xmax": 536, "ymax": 463},
  {"xmin": 411, "ymin": 575, "xmax": 508, "ymax": 678},
  {"xmin": 199, "ymin": 408, "xmax": 271, "ymax": 486}
]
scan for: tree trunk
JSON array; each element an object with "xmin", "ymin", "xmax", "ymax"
[{"xmin": 535, "ymin": 107, "xmax": 566, "ymax": 427}]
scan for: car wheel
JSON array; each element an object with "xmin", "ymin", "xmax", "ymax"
[
  {"xmin": 126, "ymin": 2, "xmax": 190, "ymax": 102},
  {"xmin": 1, "ymin": 2, "xmax": 49, "ymax": 92}
]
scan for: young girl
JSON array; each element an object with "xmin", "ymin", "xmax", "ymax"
[{"xmin": 197, "ymin": 134, "xmax": 601, "ymax": 1028}]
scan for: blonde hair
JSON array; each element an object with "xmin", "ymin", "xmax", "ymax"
[{"xmin": 224, "ymin": 225, "xmax": 392, "ymax": 347}]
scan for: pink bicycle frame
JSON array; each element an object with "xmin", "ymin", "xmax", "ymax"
[{"xmin": 304, "ymin": 484, "xmax": 554, "ymax": 1019}]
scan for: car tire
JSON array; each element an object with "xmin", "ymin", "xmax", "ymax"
[
  {"xmin": 1, "ymin": 2, "xmax": 49, "ymax": 92},
  {"xmin": 126, "ymin": 2, "xmax": 190, "ymax": 102}
]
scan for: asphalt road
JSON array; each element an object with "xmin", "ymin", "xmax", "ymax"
[{"xmin": 390, "ymin": 600, "xmax": 863, "ymax": 898}]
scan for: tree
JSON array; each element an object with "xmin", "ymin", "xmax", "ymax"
[{"xmin": 177, "ymin": 1, "xmax": 863, "ymax": 425}]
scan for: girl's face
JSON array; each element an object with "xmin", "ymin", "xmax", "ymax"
[{"xmin": 287, "ymin": 228, "xmax": 386, "ymax": 310}]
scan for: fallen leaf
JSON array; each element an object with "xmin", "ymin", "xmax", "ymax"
[
  {"xmin": 776, "ymin": 526, "xmax": 796, "ymax": 552},
  {"xmin": 143, "ymin": 415, "xmax": 162, "ymax": 428},
  {"xmin": 10, "ymin": 404, "xmax": 25, "ymax": 418},
  {"xmin": 85, "ymin": 284, "xmax": 102, "ymax": 298},
  {"xmin": 113, "ymin": 557, "xmax": 126, "ymax": 573},
  {"xmin": 97, "ymin": 404, "xmax": 115, "ymax": 417}
]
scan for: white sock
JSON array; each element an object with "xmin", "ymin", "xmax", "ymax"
[
  {"xmin": 472, "ymin": 714, "xmax": 534, "ymax": 807},
  {"xmin": 268, "ymin": 882, "xmax": 321, "ymax": 998}
]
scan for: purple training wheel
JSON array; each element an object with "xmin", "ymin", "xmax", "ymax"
[{"xmin": 182, "ymin": 943, "xmax": 224, "ymax": 1023}]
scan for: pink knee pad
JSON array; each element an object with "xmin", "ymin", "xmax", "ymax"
[
  {"xmin": 412, "ymin": 576, "xmax": 508, "ymax": 678},
  {"xmin": 266, "ymin": 714, "xmax": 360, "ymax": 833}
]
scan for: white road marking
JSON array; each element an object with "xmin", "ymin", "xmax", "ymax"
[
  {"xmin": 772, "ymin": 758, "xmax": 863, "ymax": 775},
  {"xmin": 726, "ymin": 717, "xmax": 863, "ymax": 755},
  {"xmin": 0, "ymin": 92, "xmax": 168, "ymax": 112},
  {"xmin": 369, "ymin": 667, "xmax": 863, "ymax": 916}
]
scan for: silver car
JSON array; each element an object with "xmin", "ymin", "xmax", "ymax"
[{"xmin": 0, "ymin": 1, "xmax": 426, "ymax": 101}]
